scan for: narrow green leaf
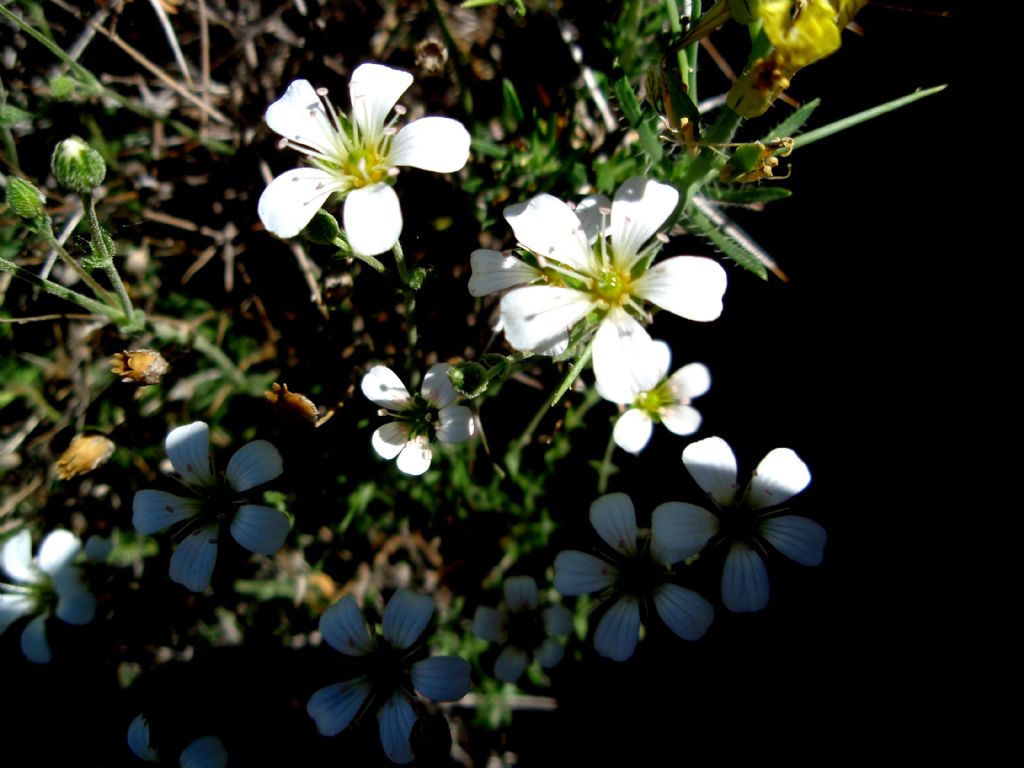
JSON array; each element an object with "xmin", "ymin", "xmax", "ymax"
[
  {"xmin": 762, "ymin": 98, "xmax": 821, "ymax": 141},
  {"xmin": 684, "ymin": 205, "xmax": 768, "ymax": 279},
  {"xmin": 705, "ymin": 185, "xmax": 793, "ymax": 204},
  {"xmin": 613, "ymin": 75, "xmax": 643, "ymax": 126}
]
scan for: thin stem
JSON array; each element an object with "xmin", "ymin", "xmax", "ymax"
[
  {"xmin": 515, "ymin": 338, "xmax": 595, "ymax": 453},
  {"xmin": 41, "ymin": 224, "xmax": 115, "ymax": 303},
  {"xmin": 392, "ymin": 240, "xmax": 420, "ymax": 389},
  {"xmin": 83, "ymin": 192, "xmax": 135, "ymax": 322},
  {"xmin": 424, "ymin": 0, "xmax": 473, "ymax": 113},
  {"xmin": 676, "ymin": 104, "xmax": 743, "ymax": 207},
  {"xmin": 597, "ymin": 422, "xmax": 618, "ymax": 494},
  {"xmin": 0, "ymin": 257, "xmax": 125, "ymax": 322},
  {"xmin": 346, "ymin": 246, "xmax": 387, "ymax": 273},
  {"xmin": 684, "ymin": 0, "xmax": 701, "ymax": 99}
]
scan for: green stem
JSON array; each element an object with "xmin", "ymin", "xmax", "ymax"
[
  {"xmin": 514, "ymin": 339, "xmax": 594, "ymax": 453},
  {"xmin": 392, "ymin": 241, "xmax": 420, "ymax": 389},
  {"xmin": 41, "ymin": 223, "xmax": 115, "ymax": 303},
  {"xmin": 83, "ymin": 192, "xmax": 135, "ymax": 322},
  {"xmin": 686, "ymin": 0, "xmax": 701, "ymax": 99},
  {"xmin": 349, "ymin": 249, "xmax": 387, "ymax": 273},
  {"xmin": 424, "ymin": 0, "xmax": 473, "ymax": 114},
  {"xmin": 0, "ymin": 257, "xmax": 125, "ymax": 322},
  {"xmin": 677, "ymin": 104, "xmax": 743, "ymax": 207},
  {"xmin": 597, "ymin": 422, "xmax": 618, "ymax": 494}
]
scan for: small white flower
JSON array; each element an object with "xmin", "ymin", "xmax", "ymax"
[
  {"xmin": 307, "ymin": 589, "xmax": 471, "ymax": 764},
  {"xmin": 553, "ymin": 493, "xmax": 714, "ymax": 662},
  {"xmin": 656, "ymin": 436, "xmax": 827, "ymax": 613},
  {"xmin": 361, "ymin": 363, "xmax": 475, "ymax": 476},
  {"xmin": 0, "ymin": 528, "xmax": 96, "ymax": 663},
  {"xmin": 472, "ymin": 575, "xmax": 573, "ymax": 683},
  {"xmin": 132, "ymin": 421, "xmax": 288, "ymax": 593},
  {"xmin": 259, "ymin": 64, "xmax": 471, "ymax": 255},
  {"xmin": 468, "ymin": 177, "xmax": 727, "ymax": 397},
  {"xmin": 128, "ymin": 714, "xmax": 228, "ymax": 768}
]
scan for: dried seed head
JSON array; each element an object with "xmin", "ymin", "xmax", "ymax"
[
  {"xmin": 56, "ymin": 434, "xmax": 115, "ymax": 480},
  {"xmin": 111, "ymin": 349, "xmax": 170, "ymax": 385},
  {"xmin": 265, "ymin": 382, "xmax": 319, "ymax": 426}
]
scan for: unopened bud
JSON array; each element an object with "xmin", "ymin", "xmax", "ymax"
[
  {"xmin": 49, "ymin": 75, "xmax": 76, "ymax": 101},
  {"xmin": 51, "ymin": 136, "xmax": 106, "ymax": 194},
  {"xmin": 5, "ymin": 177, "xmax": 46, "ymax": 221},
  {"xmin": 302, "ymin": 209, "xmax": 342, "ymax": 246}
]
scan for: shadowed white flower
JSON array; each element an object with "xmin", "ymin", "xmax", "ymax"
[
  {"xmin": 361, "ymin": 363, "xmax": 475, "ymax": 476},
  {"xmin": 307, "ymin": 589, "xmax": 471, "ymax": 764},
  {"xmin": 132, "ymin": 421, "xmax": 288, "ymax": 592},
  {"xmin": 658, "ymin": 436, "xmax": 826, "ymax": 613},
  {"xmin": 553, "ymin": 493, "xmax": 714, "ymax": 661},
  {"xmin": 259, "ymin": 64, "xmax": 471, "ymax": 255},
  {"xmin": 0, "ymin": 528, "xmax": 95, "ymax": 663},
  {"xmin": 128, "ymin": 714, "xmax": 228, "ymax": 767},
  {"xmin": 472, "ymin": 575, "xmax": 573, "ymax": 683}
]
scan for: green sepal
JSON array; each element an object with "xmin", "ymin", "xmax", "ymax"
[{"xmin": 302, "ymin": 209, "xmax": 342, "ymax": 246}]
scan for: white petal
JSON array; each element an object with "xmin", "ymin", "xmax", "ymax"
[
  {"xmin": 396, "ymin": 435, "xmax": 433, "ymax": 476},
  {"xmin": 348, "ymin": 63, "xmax": 413, "ymax": 138},
  {"xmin": 362, "ymin": 365, "xmax": 412, "ymax": 410},
  {"xmin": 653, "ymin": 584, "xmax": 713, "ymax": 641},
  {"xmin": 574, "ymin": 194, "xmax": 612, "ymax": 243},
  {"xmin": 760, "ymin": 516, "xmax": 826, "ymax": 566},
  {"xmin": 472, "ymin": 605, "xmax": 506, "ymax": 643},
  {"xmin": 37, "ymin": 529, "xmax": 81, "ymax": 577},
  {"xmin": 379, "ymin": 692, "xmax": 417, "ymax": 764},
  {"xmin": 499, "ymin": 285, "xmax": 592, "ymax": 354},
  {"xmin": 55, "ymin": 583, "xmax": 96, "ymax": 625},
  {"xmin": 391, "ymin": 116, "xmax": 470, "ymax": 173},
  {"xmin": 668, "ymin": 361, "xmax": 711, "ymax": 400},
  {"xmin": 747, "ymin": 448, "xmax": 811, "ymax": 509},
  {"xmin": 229, "ymin": 505, "xmax": 289, "ymax": 555},
  {"xmin": 660, "ymin": 404, "xmax": 702, "ymax": 436},
  {"xmin": 0, "ymin": 593, "xmax": 35, "ymax": 634},
  {"xmin": 382, "ymin": 588, "xmax": 434, "ymax": 650},
  {"xmin": 165, "ymin": 422, "xmax": 215, "ymax": 488},
  {"xmin": 133, "ymin": 490, "xmax": 203, "ymax": 535},
  {"xmin": 504, "ymin": 194, "xmax": 594, "ymax": 273},
  {"xmin": 127, "ymin": 714, "xmax": 159, "ymax": 761},
  {"xmin": 179, "ymin": 736, "xmax": 228, "ymax": 768},
  {"xmin": 21, "ymin": 613, "xmax": 51, "ymax": 663},
  {"xmin": 258, "ymin": 167, "xmax": 342, "ymax": 239},
  {"xmin": 1, "ymin": 529, "xmax": 36, "ymax": 583},
  {"xmin": 610, "ymin": 177, "xmax": 679, "ymax": 268},
  {"xmin": 468, "ymin": 249, "xmax": 541, "ymax": 297},
  {"xmin": 320, "ymin": 596, "xmax": 375, "ymax": 656},
  {"xmin": 593, "ymin": 596, "xmax": 641, "ymax": 662},
  {"xmin": 681, "ymin": 436, "xmax": 739, "ymax": 507},
  {"xmin": 225, "ymin": 440, "xmax": 283, "ymax": 492},
  {"xmin": 343, "ymin": 182, "xmax": 402, "ymax": 257},
  {"xmin": 721, "ymin": 542, "xmax": 770, "ymax": 613},
  {"xmin": 589, "ymin": 493, "xmax": 638, "ymax": 556},
  {"xmin": 503, "ymin": 575, "xmax": 539, "ymax": 612},
  {"xmin": 169, "ymin": 526, "xmax": 219, "ymax": 593},
  {"xmin": 553, "ymin": 551, "xmax": 618, "ymax": 596},
  {"xmin": 591, "ymin": 309, "xmax": 657, "ymax": 405},
  {"xmin": 534, "ymin": 637, "xmax": 565, "ymax": 668},
  {"xmin": 307, "ymin": 679, "xmax": 371, "ymax": 737},
  {"xmin": 650, "ymin": 502, "xmax": 719, "ymax": 566},
  {"xmin": 265, "ymin": 79, "xmax": 338, "ymax": 157},
  {"xmin": 436, "ymin": 405, "xmax": 474, "ymax": 444},
  {"xmin": 634, "ymin": 255, "xmax": 727, "ymax": 322},
  {"xmin": 421, "ymin": 363, "xmax": 457, "ymax": 409},
  {"xmin": 411, "ymin": 655, "xmax": 471, "ymax": 701},
  {"xmin": 493, "ymin": 646, "xmax": 529, "ymax": 683},
  {"xmin": 542, "ymin": 604, "xmax": 573, "ymax": 637},
  {"xmin": 612, "ymin": 409, "xmax": 654, "ymax": 455},
  {"xmin": 372, "ymin": 422, "xmax": 410, "ymax": 460}
]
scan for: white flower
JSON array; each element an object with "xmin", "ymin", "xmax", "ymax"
[
  {"xmin": 128, "ymin": 714, "xmax": 228, "ymax": 768},
  {"xmin": 0, "ymin": 529, "xmax": 96, "ymax": 663},
  {"xmin": 468, "ymin": 177, "xmax": 727, "ymax": 397},
  {"xmin": 472, "ymin": 575, "xmax": 573, "ymax": 683},
  {"xmin": 307, "ymin": 589, "xmax": 471, "ymax": 764},
  {"xmin": 553, "ymin": 493, "xmax": 714, "ymax": 661},
  {"xmin": 656, "ymin": 436, "xmax": 827, "ymax": 613},
  {"xmin": 258, "ymin": 64, "xmax": 471, "ymax": 255},
  {"xmin": 132, "ymin": 421, "xmax": 289, "ymax": 592},
  {"xmin": 361, "ymin": 363, "xmax": 475, "ymax": 476},
  {"xmin": 597, "ymin": 337, "xmax": 710, "ymax": 454}
]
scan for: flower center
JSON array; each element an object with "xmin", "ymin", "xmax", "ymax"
[
  {"xmin": 593, "ymin": 264, "xmax": 633, "ymax": 306},
  {"xmin": 505, "ymin": 609, "xmax": 548, "ymax": 654},
  {"xmin": 341, "ymin": 140, "xmax": 392, "ymax": 188}
]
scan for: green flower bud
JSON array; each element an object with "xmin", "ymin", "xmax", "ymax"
[
  {"xmin": 301, "ymin": 209, "xmax": 342, "ymax": 245},
  {"xmin": 448, "ymin": 361, "xmax": 488, "ymax": 399},
  {"xmin": 51, "ymin": 136, "xmax": 106, "ymax": 194},
  {"xmin": 5, "ymin": 177, "xmax": 46, "ymax": 221},
  {"xmin": 49, "ymin": 76, "xmax": 76, "ymax": 101}
]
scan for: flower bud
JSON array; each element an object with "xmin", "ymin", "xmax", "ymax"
[
  {"xmin": 49, "ymin": 75, "xmax": 76, "ymax": 101},
  {"xmin": 5, "ymin": 177, "xmax": 46, "ymax": 221},
  {"xmin": 302, "ymin": 209, "xmax": 342, "ymax": 246},
  {"xmin": 111, "ymin": 349, "xmax": 170, "ymax": 385},
  {"xmin": 51, "ymin": 136, "xmax": 106, "ymax": 194}
]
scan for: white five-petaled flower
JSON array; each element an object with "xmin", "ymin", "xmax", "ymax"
[
  {"xmin": 467, "ymin": 177, "xmax": 727, "ymax": 398},
  {"xmin": 0, "ymin": 529, "xmax": 96, "ymax": 663},
  {"xmin": 553, "ymin": 493, "xmax": 714, "ymax": 662},
  {"xmin": 656, "ymin": 436, "xmax": 827, "ymax": 613},
  {"xmin": 361, "ymin": 363, "xmax": 475, "ymax": 476},
  {"xmin": 258, "ymin": 63, "xmax": 471, "ymax": 255},
  {"xmin": 127, "ymin": 714, "xmax": 228, "ymax": 768},
  {"xmin": 472, "ymin": 575, "xmax": 573, "ymax": 684},
  {"xmin": 132, "ymin": 421, "xmax": 289, "ymax": 593},
  {"xmin": 307, "ymin": 589, "xmax": 471, "ymax": 764},
  {"xmin": 596, "ymin": 337, "xmax": 710, "ymax": 454}
]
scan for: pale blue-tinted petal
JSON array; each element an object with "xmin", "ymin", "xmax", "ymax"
[
  {"xmin": 225, "ymin": 440, "xmax": 283, "ymax": 492},
  {"xmin": 668, "ymin": 361, "xmax": 711, "ymax": 400},
  {"xmin": 542, "ymin": 604, "xmax": 573, "ymax": 637},
  {"xmin": 229, "ymin": 505, "xmax": 289, "ymax": 555},
  {"xmin": 747, "ymin": 448, "xmax": 812, "ymax": 509},
  {"xmin": 372, "ymin": 422, "xmax": 410, "ymax": 460},
  {"xmin": 396, "ymin": 436, "xmax": 433, "ymax": 476},
  {"xmin": 411, "ymin": 655, "xmax": 471, "ymax": 701},
  {"xmin": 612, "ymin": 409, "xmax": 654, "ymax": 455},
  {"xmin": 179, "ymin": 735, "xmax": 228, "ymax": 768},
  {"xmin": 534, "ymin": 637, "xmax": 565, "ymax": 668},
  {"xmin": 574, "ymin": 194, "xmax": 612, "ymax": 243},
  {"xmin": 503, "ymin": 575, "xmax": 539, "ymax": 612},
  {"xmin": 21, "ymin": 613, "xmax": 51, "ymax": 663},
  {"xmin": 0, "ymin": 593, "xmax": 35, "ymax": 634},
  {"xmin": 591, "ymin": 310, "xmax": 658, "ymax": 405},
  {"xmin": 258, "ymin": 168, "xmax": 342, "ymax": 239},
  {"xmin": 504, "ymin": 194, "xmax": 594, "ymax": 273},
  {"xmin": 320, "ymin": 596, "xmax": 374, "ymax": 656},
  {"xmin": 499, "ymin": 285, "xmax": 593, "ymax": 355},
  {"xmin": 472, "ymin": 605, "xmax": 506, "ymax": 643},
  {"xmin": 633, "ymin": 255, "xmax": 727, "ymax": 322},
  {"xmin": 660, "ymin": 404, "xmax": 702, "ymax": 437},
  {"xmin": 37, "ymin": 529, "xmax": 81, "ymax": 577},
  {"xmin": 169, "ymin": 526, "xmax": 219, "ymax": 593},
  {"xmin": 493, "ymin": 646, "xmax": 529, "ymax": 683},
  {"xmin": 349, "ymin": 63, "xmax": 413, "ymax": 139},
  {"xmin": 722, "ymin": 542, "xmax": 770, "ymax": 613},
  {"xmin": 760, "ymin": 515, "xmax": 826, "ymax": 566},
  {"xmin": 343, "ymin": 181, "xmax": 402, "ymax": 257},
  {"xmin": 1, "ymin": 529, "xmax": 35, "ymax": 584},
  {"xmin": 307, "ymin": 679, "xmax": 371, "ymax": 737},
  {"xmin": 553, "ymin": 551, "xmax": 617, "ymax": 596},
  {"xmin": 593, "ymin": 596, "xmax": 641, "ymax": 662},
  {"xmin": 127, "ymin": 714, "xmax": 159, "ymax": 761},
  {"xmin": 421, "ymin": 363, "xmax": 457, "ymax": 409},
  {"xmin": 133, "ymin": 490, "xmax": 203, "ymax": 535},
  {"xmin": 55, "ymin": 583, "xmax": 96, "ymax": 625},
  {"xmin": 391, "ymin": 116, "xmax": 470, "ymax": 173},
  {"xmin": 610, "ymin": 177, "xmax": 679, "ymax": 268},
  {"xmin": 653, "ymin": 583, "xmax": 713, "ymax": 641},
  {"xmin": 84, "ymin": 534, "xmax": 113, "ymax": 563},
  {"xmin": 362, "ymin": 365, "xmax": 412, "ymax": 410},
  {"xmin": 468, "ymin": 249, "xmax": 540, "ymax": 297},
  {"xmin": 436, "ymin": 405, "xmax": 474, "ymax": 445},
  {"xmin": 264, "ymin": 79, "xmax": 338, "ymax": 157},
  {"xmin": 379, "ymin": 692, "xmax": 417, "ymax": 764},
  {"xmin": 650, "ymin": 502, "xmax": 719, "ymax": 566},
  {"xmin": 589, "ymin": 493, "xmax": 638, "ymax": 557},
  {"xmin": 681, "ymin": 436, "xmax": 739, "ymax": 507},
  {"xmin": 166, "ymin": 422, "xmax": 215, "ymax": 488},
  {"xmin": 382, "ymin": 589, "xmax": 434, "ymax": 650}
]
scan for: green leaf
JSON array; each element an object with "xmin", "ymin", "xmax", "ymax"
[
  {"xmin": 683, "ymin": 204, "xmax": 769, "ymax": 279},
  {"xmin": 704, "ymin": 185, "xmax": 792, "ymax": 204},
  {"xmin": 762, "ymin": 98, "xmax": 821, "ymax": 141}
]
